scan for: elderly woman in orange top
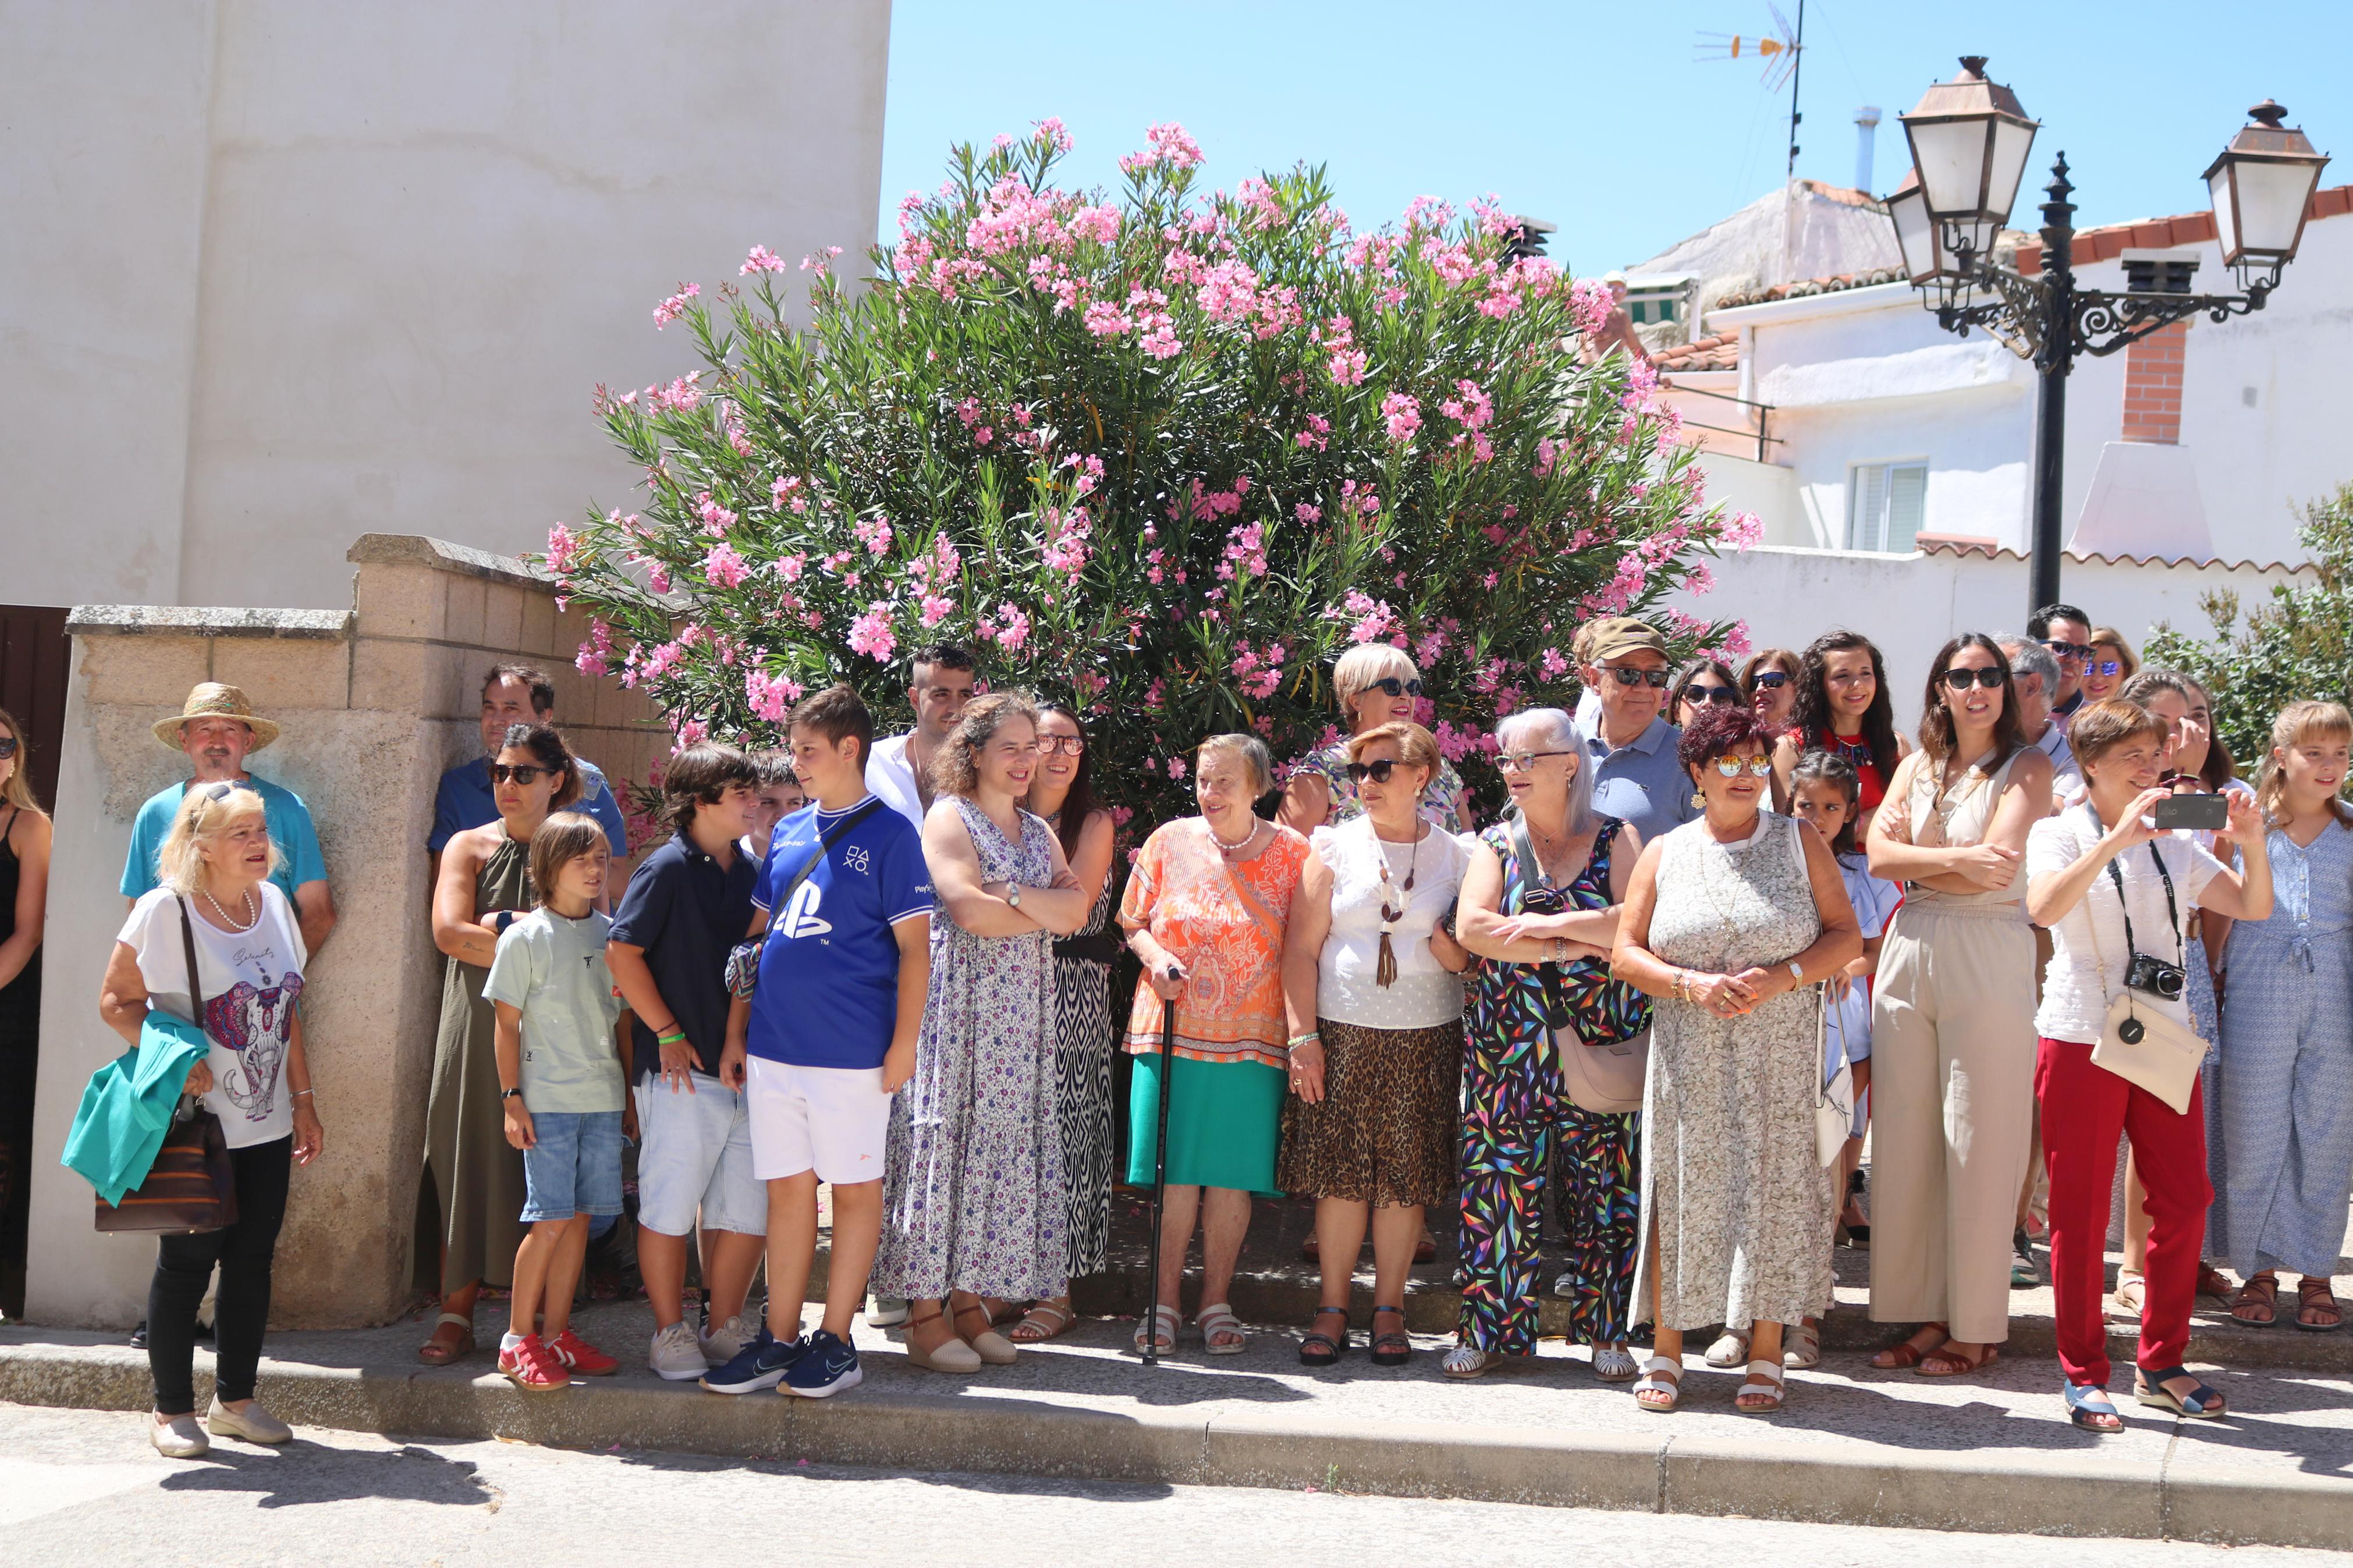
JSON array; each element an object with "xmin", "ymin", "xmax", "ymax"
[{"xmin": 1122, "ymin": 733, "xmax": 1311, "ymax": 1357}]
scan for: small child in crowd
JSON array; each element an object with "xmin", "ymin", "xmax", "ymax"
[
  {"xmin": 741, "ymin": 751, "xmax": 806, "ymax": 866},
  {"xmin": 486, "ymin": 812, "xmax": 629, "ymax": 1391},
  {"xmin": 704, "ymin": 685, "xmax": 932, "ymax": 1398},
  {"xmin": 608, "ymin": 745, "xmax": 767, "ymax": 1380}
]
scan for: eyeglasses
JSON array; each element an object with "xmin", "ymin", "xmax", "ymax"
[
  {"xmin": 1343, "ymin": 758, "xmax": 1407, "ymax": 784},
  {"xmin": 491, "ymin": 764, "xmax": 551, "ymax": 785},
  {"xmin": 1364, "ymin": 677, "xmax": 1425, "ymax": 699},
  {"xmin": 1038, "ymin": 735, "xmax": 1085, "ymax": 755},
  {"xmin": 1603, "ymin": 666, "xmax": 1671, "ymax": 689},
  {"xmin": 2089, "ymin": 660, "xmax": 2123, "ymax": 677},
  {"xmin": 1749, "ymin": 671, "xmax": 1790, "ymax": 691},
  {"xmin": 1941, "ymin": 667, "xmax": 2006, "ymax": 691},
  {"xmin": 2044, "ymin": 640, "xmax": 2093, "ymax": 662},
  {"xmin": 1497, "ymin": 749, "xmax": 1575, "ymax": 773},
  {"xmin": 1683, "ymin": 686, "xmax": 1740, "ymax": 707},
  {"xmin": 0, "ymin": 736, "xmax": 16, "ymax": 759},
  {"xmin": 1710, "ymin": 755, "xmax": 1774, "ymax": 777}
]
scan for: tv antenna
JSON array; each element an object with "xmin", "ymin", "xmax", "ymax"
[{"xmin": 1697, "ymin": 2, "xmax": 1807, "ymax": 179}]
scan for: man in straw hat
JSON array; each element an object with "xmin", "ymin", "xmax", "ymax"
[{"xmin": 120, "ymin": 682, "xmax": 336, "ymax": 955}]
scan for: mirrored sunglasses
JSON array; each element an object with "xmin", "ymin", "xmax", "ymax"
[
  {"xmin": 1750, "ymin": 671, "xmax": 1790, "ymax": 690},
  {"xmin": 1605, "ymin": 666, "xmax": 1672, "ymax": 689},
  {"xmin": 1710, "ymin": 755, "xmax": 1774, "ymax": 777}
]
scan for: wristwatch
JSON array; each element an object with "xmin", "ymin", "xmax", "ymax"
[
  {"xmin": 1005, "ymin": 884, "xmax": 1024, "ymax": 909},
  {"xmin": 1787, "ymin": 960, "xmax": 1805, "ymax": 984},
  {"xmin": 500, "ymin": 1087, "xmax": 524, "ymax": 1102}
]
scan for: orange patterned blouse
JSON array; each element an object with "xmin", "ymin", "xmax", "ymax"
[{"xmin": 1119, "ymin": 817, "xmax": 1309, "ymax": 1070}]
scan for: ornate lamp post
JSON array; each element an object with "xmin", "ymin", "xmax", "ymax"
[{"xmin": 1884, "ymin": 59, "xmax": 2329, "ymax": 617}]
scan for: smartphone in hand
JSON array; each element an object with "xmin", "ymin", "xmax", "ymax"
[{"xmin": 2151, "ymin": 793, "xmax": 2227, "ymax": 832}]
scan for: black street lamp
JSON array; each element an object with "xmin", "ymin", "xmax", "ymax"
[{"xmin": 1883, "ymin": 59, "xmax": 2330, "ymax": 618}]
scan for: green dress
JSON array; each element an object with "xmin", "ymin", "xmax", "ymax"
[{"xmin": 423, "ymin": 833, "xmax": 533, "ymax": 1292}]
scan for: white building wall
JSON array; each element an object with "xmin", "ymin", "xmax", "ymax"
[{"xmin": 1, "ymin": 0, "xmax": 893, "ymax": 612}]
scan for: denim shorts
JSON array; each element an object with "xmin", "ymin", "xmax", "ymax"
[
  {"xmin": 633, "ymin": 1072, "xmax": 766, "ymax": 1237},
  {"xmin": 520, "ymin": 1109, "xmax": 624, "ymax": 1223}
]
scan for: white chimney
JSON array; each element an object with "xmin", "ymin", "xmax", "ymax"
[{"xmin": 1854, "ymin": 106, "xmax": 1882, "ymax": 194}]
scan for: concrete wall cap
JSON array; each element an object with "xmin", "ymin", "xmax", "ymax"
[
  {"xmin": 66, "ymin": 605, "xmax": 353, "ymax": 640},
  {"xmin": 346, "ymin": 532, "xmax": 553, "ymax": 589}
]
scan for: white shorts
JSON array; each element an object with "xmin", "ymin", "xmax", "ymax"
[
  {"xmin": 745, "ymin": 1056, "xmax": 891, "ymax": 1186},
  {"xmin": 632, "ymin": 1072, "xmax": 766, "ymax": 1238}
]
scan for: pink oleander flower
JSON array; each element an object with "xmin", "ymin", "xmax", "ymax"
[
  {"xmin": 745, "ymin": 669, "xmax": 803, "ymax": 723},
  {"xmin": 1119, "ymin": 122, "xmax": 1204, "ymax": 174},
  {"xmin": 694, "ymin": 492, "xmax": 738, "ymax": 536},
  {"xmin": 1570, "ymin": 278, "xmax": 1614, "ymax": 337},
  {"xmin": 1380, "ymin": 392, "xmax": 1422, "ymax": 443},
  {"xmin": 847, "ymin": 603, "xmax": 897, "ymax": 662},
  {"xmin": 1328, "ymin": 346, "xmax": 1368, "ymax": 386},
  {"xmin": 855, "ymin": 513, "xmax": 895, "ymax": 556},
  {"xmin": 992, "ymin": 602, "xmax": 1031, "ymax": 652},
  {"xmin": 1166, "ymin": 755, "xmax": 1188, "ymax": 781},
  {"xmin": 652, "ymin": 283, "xmax": 700, "ymax": 328},
  {"xmin": 776, "ymin": 551, "xmax": 806, "ymax": 584},
  {"xmin": 1033, "ymin": 116, "xmax": 1074, "ymax": 153},
  {"xmin": 574, "ymin": 618, "xmax": 615, "ymax": 676},
  {"xmin": 741, "ymin": 246, "xmax": 788, "ymax": 276},
  {"xmin": 672, "ymin": 719, "xmax": 710, "ymax": 754},
  {"xmin": 702, "ymin": 543, "xmax": 750, "ymax": 589},
  {"xmin": 1083, "ymin": 300, "xmax": 1133, "ymax": 337},
  {"xmin": 645, "ymin": 563, "xmax": 673, "ymax": 595},
  {"xmin": 919, "ymin": 593, "xmax": 954, "ymax": 627},
  {"xmin": 545, "ymin": 524, "xmax": 581, "ymax": 575}
]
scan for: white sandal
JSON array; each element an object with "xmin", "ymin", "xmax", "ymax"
[
  {"xmin": 1196, "ymin": 1302, "xmax": 1247, "ymax": 1355},
  {"xmin": 1703, "ymin": 1327, "xmax": 1752, "ymax": 1368},
  {"xmin": 1591, "ymin": 1342, "xmax": 1641, "ymax": 1382},
  {"xmin": 1443, "ymin": 1345, "xmax": 1506, "ymax": 1378},
  {"xmin": 1631, "ymin": 1353, "xmax": 1683, "ymax": 1412},
  {"xmin": 1133, "ymin": 1304, "xmax": 1180, "ymax": 1355},
  {"xmin": 1782, "ymin": 1321, "xmax": 1822, "ymax": 1370},
  {"xmin": 1737, "ymin": 1357, "xmax": 1788, "ymax": 1414}
]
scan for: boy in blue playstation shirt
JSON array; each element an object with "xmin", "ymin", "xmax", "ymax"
[{"xmin": 704, "ymin": 685, "xmax": 931, "ymax": 1398}]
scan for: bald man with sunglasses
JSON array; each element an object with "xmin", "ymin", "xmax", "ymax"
[{"xmin": 1575, "ymin": 618, "xmax": 1703, "ymax": 846}]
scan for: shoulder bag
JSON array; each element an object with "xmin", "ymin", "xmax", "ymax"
[
  {"xmin": 1511, "ymin": 816, "xmax": 1650, "ymax": 1115},
  {"xmin": 1815, "ymin": 986, "xmax": 1856, "ymax": 1167},
  {"xmin": 726, "ymin": 799, "xmax": 887, "ymax": 997},
  {"xmin": 95, "ymin": 898, "xmax": 240, "ymax": 1235},
  {"xmin": 2081, "ymin": 819, "xmax": 2208, "ymax": 1114}
]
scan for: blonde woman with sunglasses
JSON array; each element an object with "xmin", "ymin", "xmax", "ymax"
[{"xmin": 1280, "ymin": 644, "xmax": 1472, "ymax": 835}]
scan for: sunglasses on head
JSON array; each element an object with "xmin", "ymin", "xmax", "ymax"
[
  {"xmin": 0, "ymin": 736, "xmax": 16, "ymax": 759},
  {"xmin": 1604, "ymin": 666, "xmax": 1671, "ymax": 689},
  {"xmin": 1344, "ymin": 758, "xmax": 1410, "ymax": 785},
  {"xmin": 1684, "ymin": 685, "xmax": 1740, "ymax": 707},
  {"xmin": 2044, "ymin": 639, "xmax": 2092, "ymax": 661},
  {"xmin": 1710, "ymin": 755, "xmax": 1774, "ymax": 777},
  {"xmin": 1942, "ymin": 666, "xmax": 2006, "ymax": 691},
  {"xmin": 1750, "ymin": 671, "xmax": 1790, "ymax": 690},
  {"xmin": 1364, "ymin": 677, "xmax": 1424, "ymax": 699},
  {"xmin": 491, "ymin": 763, "xmax": 551, "ymax": 785},
  {"xmin": 198, "ymin": 780, "xmax": 255, "ymax": 803}
]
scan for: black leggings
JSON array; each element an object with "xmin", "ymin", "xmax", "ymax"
[{"xmin": 148, "ymin": 1135, "xmax": 291, "ymax": 1414}]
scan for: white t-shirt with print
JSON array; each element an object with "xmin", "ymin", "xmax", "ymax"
[
  {"xmin": 119, "ymin": 884, "xmax": 308, "ymax": 1149},
  {"xmin": 2028, "ymin": 803, "xmax": 2223, "ymax": 1044}
]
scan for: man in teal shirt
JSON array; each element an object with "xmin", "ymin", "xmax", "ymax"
[{"xmin": 120, "ymin": 683, "xmax": 336, "ymax": 957}]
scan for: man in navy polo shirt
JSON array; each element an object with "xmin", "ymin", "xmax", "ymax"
[
  {"xmin": 1577, "ymin": 616, "xmax": 1701, "ymax": 845},
  {"xmin": 705, "ymin": 685, "xmax": 931, "ymax": 1399},
  {"xmin": 430, "ymin": 664, "xmax": 631, "ymax": 865}
]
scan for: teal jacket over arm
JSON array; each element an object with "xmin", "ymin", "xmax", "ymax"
[{"xmin": 62, "ymin": 1011, "xmax": 210, "ymax": 1207}]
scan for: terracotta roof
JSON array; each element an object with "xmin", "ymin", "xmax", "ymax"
[
  {"xmin": 1653, "ymin": 332, "xmax": 1738, "ymax": 372},
  {"xmin": 1713, "ymin": 266, "xmax": 1907, "ymax": 310},
  {"xmin": 1915, "ymin": 534, "xmax": 2313, "ymax": 575},
  {"xmin": 2015, "ymin": 182, "xmax": 2353, "ymax": 275},
  {"xmin": 1795, "ymin": 179, "xmax": 1880, "ymax": 210}
]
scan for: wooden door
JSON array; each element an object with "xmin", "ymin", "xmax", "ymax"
[{"xmin": 0, "ymin": 607, "xmax": 69, "ymax": 810}]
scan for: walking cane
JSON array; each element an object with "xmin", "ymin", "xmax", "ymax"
[{"xmin": 1141, "ymin": 965, "xmax": 1182, "ymax": 1364}]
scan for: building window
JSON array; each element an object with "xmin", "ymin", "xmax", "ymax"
[
  {"xmin": 1626, "ymin": 291, "xmax": 1678, "ymax": 325},
  {"xmin": 1848, "ymin": 461, "xmax": 1928, "ymax": 552}
]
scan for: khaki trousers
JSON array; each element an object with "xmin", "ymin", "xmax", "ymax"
[{"xmin": 1866, "ymin": 901, "xmax": 2039, "ymax": 1345}]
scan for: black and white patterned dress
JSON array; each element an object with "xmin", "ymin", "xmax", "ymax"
[{"xmin": 1054, "ymin": 872, "xmax": 1118, "ymax": 1278}]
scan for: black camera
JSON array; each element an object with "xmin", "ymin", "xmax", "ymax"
[{"xmin": 2125, "ymin": 953, "xmax": 2187, "ymax": 1001}]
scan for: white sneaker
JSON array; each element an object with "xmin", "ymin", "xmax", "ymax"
[
  {"xmin": 866, "ymin": 1295, "xmax": 909, "ymax": 1328},
  {"xmin": 205, "ymin": 1395, "xmax": 291, "ymax": 1443},
  {"xmin": 649, "ymin": 1320, "xmax": 710, "ymax": 1381},
  {"xmin": 150, "ymin": 1413, "xmax": 209, "ymax": 1458},
  {"xmin": 698, "ymin": 1314, "xmax": 753, "ymax": 1366}
]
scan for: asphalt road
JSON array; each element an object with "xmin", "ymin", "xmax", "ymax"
[{"xmin": 3, "ymin": 1401, "xmax": 2343, "ymax": 1567}]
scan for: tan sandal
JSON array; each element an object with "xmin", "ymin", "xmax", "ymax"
[
  {"xmin": 2108, "ymin": 1270, "xmax": 2146, "ymax": 1321},
  {"xmin": 952, "ymin": 1299, "xmax": 1019, "ymax": 1364},
  {"xmin": 1007, "ymin": 1300, "xmax": 1078, "ymax": 1343},
  {"xmin": 417, "ymin": 1312, "xmax": 474, "ymax": 1366},
  {"xmin": 902, "ymin": 1308, "xmax": 982, "ymax": 1373}
]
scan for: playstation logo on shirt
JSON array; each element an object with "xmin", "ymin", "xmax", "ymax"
[
  {"xmin": 844, "ymin": 846, "xmax": 871, "ymax": 874},
  {"xmin": 776, "ymin": 881, "xmax": 833, "ymax": 940}
]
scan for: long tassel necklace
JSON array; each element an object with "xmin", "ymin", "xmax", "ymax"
[{"xmin": 1373, "ymin": 824, "xmax": 1421, "ymax": 988}]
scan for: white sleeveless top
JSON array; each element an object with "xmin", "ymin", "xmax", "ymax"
[{"xmin": 1311, "ymin": 816, "xmax": 1468, "ymax": 1030}]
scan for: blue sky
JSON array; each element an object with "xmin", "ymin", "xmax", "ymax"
[{"xmin": 879, "ymin": 0, "xmax": 2349, "ymax": 275}]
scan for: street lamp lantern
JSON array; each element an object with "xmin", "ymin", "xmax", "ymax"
[
  {"xmin": 2206, "ymin": 101, "xmax": 2332, "ymax": 289},
  {"xmin": 1897, "ymin": 55, "xmax": 2040, "ymax": 259},
  {"xmin": 1884, "ymin": 172, "xmax": 1957, "ymax": 287}
]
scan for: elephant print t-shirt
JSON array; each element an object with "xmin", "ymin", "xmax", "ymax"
[{"xmin": 120, "ymin": 884, "xmax": 308, "ymax": 1149}]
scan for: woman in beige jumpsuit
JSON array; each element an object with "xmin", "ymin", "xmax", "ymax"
[{"xmin": 1864, "ymin": 634, "xmax": 2054, "ymax": 1376}]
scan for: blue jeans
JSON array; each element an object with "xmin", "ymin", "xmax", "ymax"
[{"xmin": 520, "ymin": 1110, "xmax": 624, "ymax": 1222}]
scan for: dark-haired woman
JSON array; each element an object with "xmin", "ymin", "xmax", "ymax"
[
  {"xmin": 1669, "ymin": 659, "xmax": 1743, "ymax": 733},
  {"xmin": 1007, "ymin": 702, "xmax": 1119, "ymax": 1343},
  {"xmin": 1864, "ymin": 635, "xmax": 2053, "ymax": 1378},
  {"xmin": 1772, "ymin": 632, "xmax": 1907, "ymax": 832},
  {"xmin": 1742, "ymin": 649, "xmax": 1801, "ymax": 737},
  {"xmin": 0, "ymin": 707, "xmax": 51, "ymax": 1320},
  {"xmin": 420, "ymin": 722, "xmax": 581, "ymax": 1366}
]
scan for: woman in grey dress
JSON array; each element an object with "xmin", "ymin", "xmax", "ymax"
[
  {"xmin": 1612, "ymin": 703, "xmax": 1863, "ymax": 1413},
  {"xmin": 879, "ymin": 694, "xmax": 1095, "ymax": 1373}
]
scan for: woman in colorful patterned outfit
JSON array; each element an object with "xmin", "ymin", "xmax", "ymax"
[
  {"xmin": 1279, "ymin": 721, "xmax": 1471, "ymax": 1369},
  {"xmin": 1007, "ymin": 702, "xmax": 1119, "ymax": 1344},
  {"xmin": 1280, "ymin": 643, "xmax": 1472, "ymax": 835},
  {"xmin": 1123, "ymin": 734, "xmax": 1309, "ymax": 1356},
  {"xmin": 1613, "ymin": 704, "xmax": 1863, "ymax": 1414},
  {"xmin": 881, "ymin": 694, "xmax": 1094, "ymax": 1370},
  {"xmin": 1771, "ymin": 631, "xmax": 1907, "ymax": 830},
  {"xmin": 1448, "ymin": 706, "xmax": 1648, "ymax": 1380},
  {"xmin": 2214, "ymin": 701, "xmax": 2353, "ymax": 1332}
]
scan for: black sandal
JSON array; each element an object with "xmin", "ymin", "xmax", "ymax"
[
  {"xmin": 1298, "ymin": 1306, "xmax": 1350, "ymax": 1367},
  {"xmin": 1369, "ymin": 1304, "xmax": 1411, "ymax": 1368}
]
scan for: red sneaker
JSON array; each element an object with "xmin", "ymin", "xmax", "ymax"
[
  {"xmin": 501, "ymin": 1334, "xmax": 571, "ymax": 1392},
  {"xmin": 548, "ymin": 1329, "xmax": 618, "ymax": 1377}
]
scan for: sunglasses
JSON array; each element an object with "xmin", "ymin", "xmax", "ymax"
[
  {"xmin": 198, "ymin": 780, "xmax": 255, "ymax": 802},
  {"xmin": 1364, "ymin": 677, "xmax": 1425, "ymax": 699},
  {"xmin": 491, "ymin": 763, "xmax": 552, "ymax": 785},
  {"xmin": 2088, "ymin": 660, "xmax": 2123, "ymax": 677},
  {"xmin": 0, "ymin": 736, "xmax": 16, "ymax": 759},
  {"xmin": 1710, "ymin": 755, "xmax": 1774, "ymax": 777},
  {"xmin": 1603, "ymin": 666, "xmax": 1672, "ymax": 689},
  {"xmin": 1344, "ymin": 758, "xmax": 1412, "ymax": 784},
  {"xmin": 1038, "ymin": 734, "xmax": 1085, "ymax": 755},
  {"xmin": 1683, "ymin": 686, "xmax": 1740, "ymax": 707},
  {"xmin": 1749, "ymin": 671, "xmax": 1790, "ymax": 691},
  {"xmin": 1941, "ymin": 666, "xmax": 2006, "ymax": 691},
  {"xmin": 2044, "ymin": 640, "xmax": 2092, "ymax": 661},
  {"xmin": 1497, "ymin": 749, "xmax": 1575, "ymax": 773}
]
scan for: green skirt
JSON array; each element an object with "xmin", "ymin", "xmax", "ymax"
[{"xmin": 1124, "ymin": 1052, "xmax": 1284, "ymax": 1196}]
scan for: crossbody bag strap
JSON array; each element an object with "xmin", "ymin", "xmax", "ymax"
[
  {"xmin": 766, "ymin": 799, "xmax": 886, "ymax": 933},
  {"xmin": 176, "ymin": 896, "xmax": 208, "ymax": 1032}
]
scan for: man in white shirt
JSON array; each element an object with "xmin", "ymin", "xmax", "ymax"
[
  {"xmin": 1997, "ymin": 635, "xmax": 2084, "ymax": 807},
  {"xmin": 863, "ymin": 643, "xmax": 979, "ymax": 831}
]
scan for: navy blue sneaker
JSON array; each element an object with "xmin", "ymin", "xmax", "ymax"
[
  {"xmin": 699, "ymin": 1327, "xmax": 806, "ymax": 1394},
  {"xmin": 783, "ymin": 1329, "xmax": 862, "ymax": 1398}
]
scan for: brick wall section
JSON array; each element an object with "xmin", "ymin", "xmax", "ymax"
[{"xmin": 2121, "ymin": 321, "xmax": 2189, "ymax": 445}]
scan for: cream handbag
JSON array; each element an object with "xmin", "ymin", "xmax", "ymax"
[
  {"xmin": 1815, "ymin": 988, "xmax": 1855, "ymax": 1167},
  {"xmin": 2081, "ymin": 838, "xmax": 2209, "ymax": 1114}
]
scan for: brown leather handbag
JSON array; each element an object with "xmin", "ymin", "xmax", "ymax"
[{"xmin": 94, "ymin": 899, "xmax": 239, "ymax": 1235}]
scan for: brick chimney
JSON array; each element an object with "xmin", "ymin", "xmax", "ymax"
[{"xmin": 2120, "ymin": 322, "xmax": 2187, "ymax": 443}]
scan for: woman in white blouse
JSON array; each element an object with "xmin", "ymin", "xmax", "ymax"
[
  {"xmin": 1279, "ymin": 720, "xmax": 1471, "ymax": 1368},
  {"xmin": 2025, "ymin": 699, "xmax": 2270, "ymax": 1432}
]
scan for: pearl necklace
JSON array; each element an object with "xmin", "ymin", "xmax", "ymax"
[
  {"xmin": 203, "ymin": 886, "xmax": 260, "ymax": 933},
  {"xmin": 1209, "ymin": 816, "xmax": 1259, "ymax": 852}
]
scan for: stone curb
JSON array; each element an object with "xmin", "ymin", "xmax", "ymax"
[{"xmin": 3, "ymin": 1343, "xmax": 2347, "ymax": 1550}]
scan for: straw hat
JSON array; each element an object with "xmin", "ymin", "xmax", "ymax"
[{"xmin": 152, "ymin": 682, "xmax": 281, "ymax": 752}]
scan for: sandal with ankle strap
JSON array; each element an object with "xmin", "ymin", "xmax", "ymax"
[
  {"xmin": 2136, "ymin": 1364, "xmax": 2227, "ymax": 1417},
  {"xmin": 1368, "ymin": 1304, "xmax": 1411, "ymax": 1368},
  {"xmin": 2295, "ymin": 1276, "xmax": 2343, "ymax": 1333},
  {"xmin": 952, "ymin": 1299, "xmax": 1019, "ymax": 1364},
  {"xmin": 417, "ymin": 1312, "xmax": 474, "ymax": 1367},
  {"xmin": 2065, "ymin": 1382, "xmax": 2124, "ymax": 1432},
  {"xmin": 1007, "ymin": 1300, "xmax": 1078, "ymax": 1343},
  {"xmin": 1298, "ymin": 1306, "xmax": 1349, "ymax": 1367},
  {"xmin": 903, "ymin": 1308, "xmax": 982, "ymax": 1374},
  {"xmin": 2231, "ymin": 1273, "xmax": 2279, "ymax": 1327},
  {"xmin": 1871, "ymin": 1324, "xmax": 1948, "ymax": 1370}
]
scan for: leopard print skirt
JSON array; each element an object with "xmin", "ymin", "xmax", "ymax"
[{"xmin": 1276, "ymin": 1016, "xmax": 1463, "ymax": 1207}]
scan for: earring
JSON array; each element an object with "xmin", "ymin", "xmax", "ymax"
[{"xmin": 1691, "ymin": 790, "xmax": 1706, "ymax": 809}]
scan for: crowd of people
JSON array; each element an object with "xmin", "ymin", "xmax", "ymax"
[{"xmin": 33, "ymin": 596, "xmax": 2353, "ymax": 1453}]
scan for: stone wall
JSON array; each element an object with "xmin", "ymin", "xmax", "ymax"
[{"xmin": 24, "ymin": 535, "xmax": 666, "ymax": 1329}]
